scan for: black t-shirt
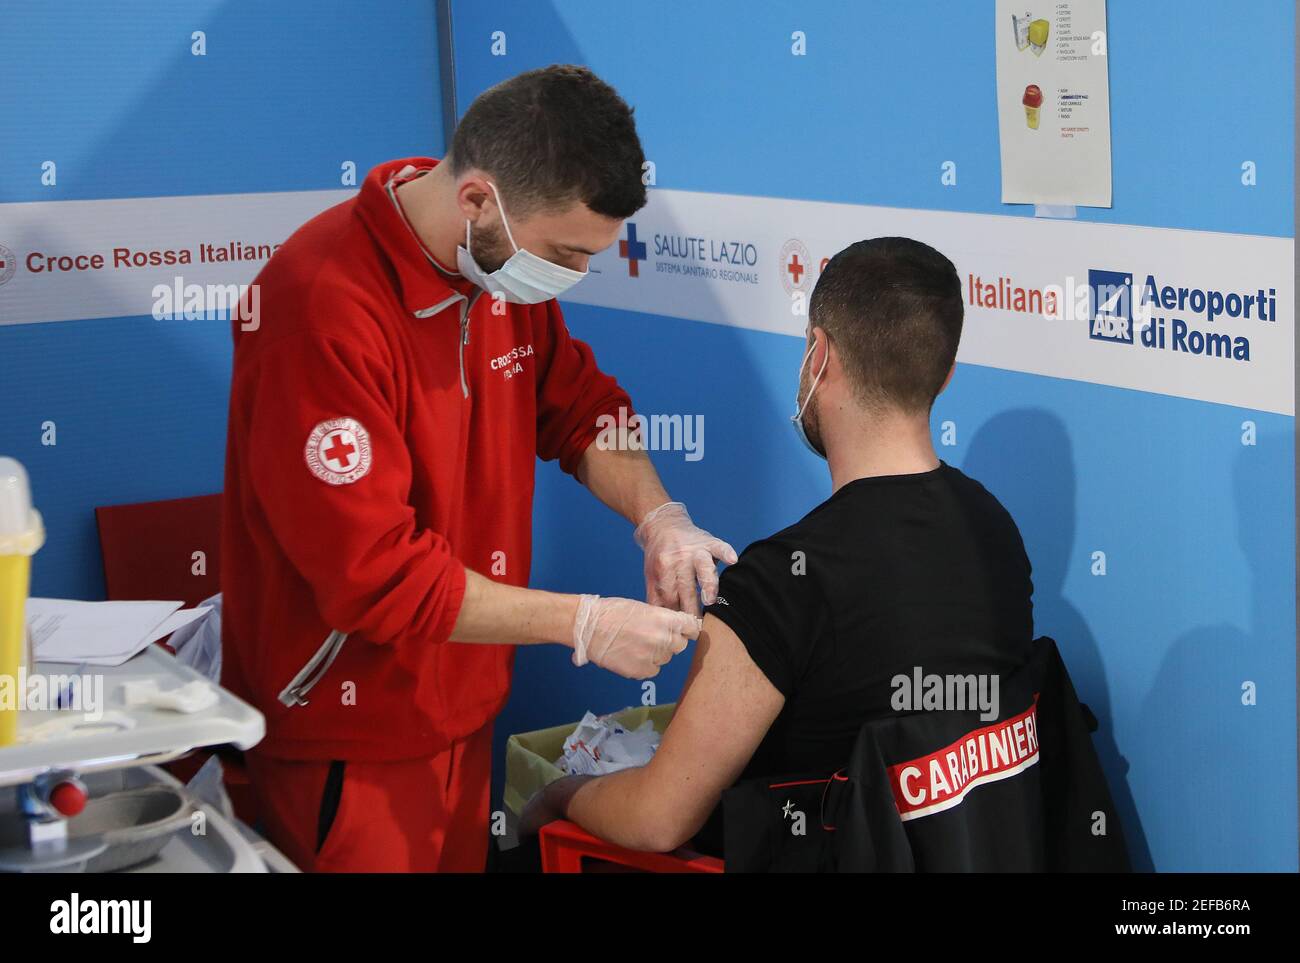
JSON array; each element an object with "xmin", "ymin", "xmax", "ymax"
[{"xmin": 703, "ymin": 461, "xmax": 1035, "ymax": 785}]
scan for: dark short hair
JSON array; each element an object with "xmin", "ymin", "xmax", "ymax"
[
  {"xmin": 809, "ymin": 237, "xmax": 964, "ymax": 413},
  {"xmin": 448, "ymin": 65, "xmax": 647, "ymax": 220}
]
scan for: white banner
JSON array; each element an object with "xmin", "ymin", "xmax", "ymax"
[
  {"xmin": 1, "ymin": 185, "xmax": 1292, "ymax": 415},
  {"xmin": 0, "ymin": 189, "xmax": 353, "ymax": 326},
  {"xmin": 569, "ymin": 189, "xmax": 1293, "ymax": 416}
]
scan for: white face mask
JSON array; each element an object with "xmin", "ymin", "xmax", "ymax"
[
  {"xmin": 791, "ymin": 338, "xmax": 829, "ymax": 458},
  {"xmin": 456, "ymin": 181, "xmax": 587, "ymax": 304}
]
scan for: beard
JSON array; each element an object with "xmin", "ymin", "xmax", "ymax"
[
  {"xmin": 797, "ymin": 365, "xmax": 828, "ymax": 456},
  {"xmin": 469, "ymin": 217, "xmax": 514, "ymax": 274}
]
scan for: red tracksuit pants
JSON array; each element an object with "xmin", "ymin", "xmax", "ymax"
[{"xmin": 244, "ymin": 723, "xmax": 494, "ymax": 872}]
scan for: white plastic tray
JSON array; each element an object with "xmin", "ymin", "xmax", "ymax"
[{"xmin": 0, "ymin": 644, "xmax": 264, "ymax": 788}]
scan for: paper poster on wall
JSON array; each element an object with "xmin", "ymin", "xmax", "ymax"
[{"xmin": 996, "ymin": 0, "xmax": 1112, "ymax": 207}]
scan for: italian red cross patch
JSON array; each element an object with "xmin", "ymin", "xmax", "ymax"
[{"xmin": 304, "ymin": 417, "xmax": 372, "ymax": 485}]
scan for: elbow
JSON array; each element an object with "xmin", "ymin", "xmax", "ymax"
[
  {"xmin": 636, "ymin": 807, "xmax": 709, "ymax": 854},
  {"xmin": 319, "ymin": 564, "xmax": 465, "ymax": 647},
  {"xmin": 620, "ymin": 767, "xmax": 717, "ymax": 853},
  {"xmin": 642, "ymin": 825, "xmax": 694, "ymax": 854},
  {"xmin": 316, "ymin": 583, "xmax": 408, "ymax": 644}
]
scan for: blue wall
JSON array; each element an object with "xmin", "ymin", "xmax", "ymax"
[
  {"xmin": 447, "ymin": 0, "xmax": 1297, "ymax": 871},
  {"xmin": 0, "ymin": 0, "xmax": 446, "ymax": 600}
]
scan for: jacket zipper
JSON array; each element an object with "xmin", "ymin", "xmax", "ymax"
[
  {"xmin": 456, "ymin": 291, "xmax": 481, "ymax": 399},
  {"xmin": 457, "ymin": 301, "xmax": 470, "ymax": 398},
  {"xmin": 414, "ymin": 291, "xmax": 480, "ymax": 399}
]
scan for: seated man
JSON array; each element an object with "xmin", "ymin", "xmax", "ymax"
[{"xmin": 520, "ymin": 237, "xmax": 1035, "ymax": 856}]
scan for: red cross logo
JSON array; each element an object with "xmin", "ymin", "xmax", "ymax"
[
  {"xmin": 322, "ymin": 431, "xmax": 358, "ymax": 471},
  {"xmin": 778, "ymin": 239, "xmax": 811, "ymax": 295},
  {"xmin": 305, "ymin": 417, "xmax": 372, "ymax": 485}
]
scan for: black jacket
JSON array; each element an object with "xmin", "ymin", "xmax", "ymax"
[{"xmin": 722, "ymin": 637, "xmax": 1130, "ymax": 872}]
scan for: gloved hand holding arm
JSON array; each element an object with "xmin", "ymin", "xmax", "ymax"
[
  {"xmin": 571, "ymin": 594, "xmax": 701, "ymax": 678},
  {"xmin": 575, "ymin": 445, "xmax": 737, "ymax": 616},
  {"xmin": 634, "ymin": 501, "xmax": 738, "ymax": 617},
  {"xmin": 449, "ymin": 570, "xmax": 701, "ymax": 679}
]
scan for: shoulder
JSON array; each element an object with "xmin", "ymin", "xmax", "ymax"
[
  {"xmin": 237, "ymin": 218, "xmax": 394, "ymax": 367},
  {"xmin": 941, "ymin": 464, "xmax": 1033, "ymax": 564},
  {"xmin": 716, "ymin": 516, "xmax": 827, "ymax": 601},
  {"xmin": 942, "ymin": 464, "xmax": 1021, "ymax": 527},
  {"xmin": 730, "ymin": 518, "xmax": 811, "ymax": 568}
]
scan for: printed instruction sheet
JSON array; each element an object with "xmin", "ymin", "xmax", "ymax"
[{"xmin": 997, "ymin": 0, "xmax": 1113, "ymax": 206}]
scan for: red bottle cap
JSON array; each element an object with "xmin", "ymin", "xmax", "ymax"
[{"xmin": 49, "ymin": 781, "xmax": 87, "ymax": 817}]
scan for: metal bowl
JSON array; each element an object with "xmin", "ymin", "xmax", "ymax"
[{"xmin": 67, "ymin": 785, "xmax": 194, "ymax": 872}]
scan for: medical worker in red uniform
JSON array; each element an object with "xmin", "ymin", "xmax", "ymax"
[{"xmin": 220, "ymin": 66, "xmax": 736, "ymax": 871}]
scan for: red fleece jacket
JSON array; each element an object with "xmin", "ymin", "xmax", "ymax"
[{"xmin": 221, "ymin": 157, "xmax": 631, "ymax": 760}]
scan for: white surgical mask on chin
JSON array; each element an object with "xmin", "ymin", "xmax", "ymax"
[
  {"xmin": 456, "ymin": 181, "xmax": 587, "ymax": 304},
  {"xmin": 791, "ymin": 339, "xmax": 829, "ymax": 459}
]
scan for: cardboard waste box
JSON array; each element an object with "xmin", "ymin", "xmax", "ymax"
[{"xmin": 500, "ymin": 703, "xmax": 677, "ymax": 847}]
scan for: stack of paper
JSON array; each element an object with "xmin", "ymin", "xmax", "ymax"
[{"xmin": 28, "ymin": 599, "xmax": 214, "ymax": 667}]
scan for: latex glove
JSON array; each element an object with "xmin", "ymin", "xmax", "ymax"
[
  {"xmin": 571, "ymin": 594, "xmax": 702, "ymax": 679},
  {"xmin": 633, "ymin": 501, "xmax": 738, "ymax": 616}
]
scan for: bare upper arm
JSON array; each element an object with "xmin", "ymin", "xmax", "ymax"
[{"xmin": 638, "ymin": 612, "xmax": 786, "ymax": 845}]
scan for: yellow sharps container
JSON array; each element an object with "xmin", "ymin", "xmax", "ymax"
[{"xmin": 0, "ymin": 458, "xmax": 44, "ymax": 747}]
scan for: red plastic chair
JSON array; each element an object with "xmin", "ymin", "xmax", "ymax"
[
  {"xmin": 539, "ymin": 820, "xmax": 724, "ymax": 873},
  {"xmin": 94, "ymin": 493, "xmax": 257, "ymax": 824},
  {"xmin": 95, "ymin": 493, "xmax": 223, "ymax": 608}
]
